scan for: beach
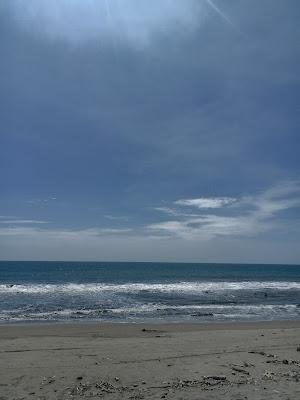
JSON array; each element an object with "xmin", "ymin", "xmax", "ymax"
[{"xmin": 1, "ymin": 321, "xmax": 300, "ymax": 399}]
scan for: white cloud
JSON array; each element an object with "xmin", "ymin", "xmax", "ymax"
[
  {"xmin": 153, "ymin": 207, "xmax": 200, "ymax": 217},
  {"xmin": 0, "ymin": 226, "xmax": 131, "ymax": 238},
  {"xmin": 148, "ymin": 182, "xmax": 300, "ymax": 240},
  {"xmin": 0, "ymin": 182, "xmax": 299, "ymax": 262},
  {"xmin": 27, "ymin": 197, "xmax": 57, "ymax": 205},
  {"xmin": 8, "ymin": 0, "xmax": 208, "ymax": 47},
  {"xmin": 245, "ymin": 181, "xmax": 300, "ymax": 218},
  {"xmin": 104, "ymin": 215, "xmax": 129, "ymax": 221},
  {"xmin": 175, "ymin": 197, "xmax": 236, "ymax": 209},
  {"xmin": 0, "ymin": 219, "xmax": 48, "ymax": 225},
  {"xmin": 97, "ymin": 228, "xmax": 132, "ymax": 234},
  {"xmin": 147, "ymin": 214, "xmax": 262, "ymax": 240}
]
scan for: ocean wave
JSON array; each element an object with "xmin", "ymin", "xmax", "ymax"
[
  {"xmin": 1, "ymin": 281, "xmax": 300, "ymax": 294},
  {"xmin": 110, "ymin": 303, "xmax": 299, "ymax": 313},
  {"xmin": 0, "ymin": 303, "xmax": 299, "ymax": 322}
]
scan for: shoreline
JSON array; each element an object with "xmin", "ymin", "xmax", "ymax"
[{"xmin": 1, "ymin": 318, "xmax": 300, "ymax": 333}]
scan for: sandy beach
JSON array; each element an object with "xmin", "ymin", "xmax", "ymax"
[{"xmin": 0, "ymin": 321, "xmax": 299, "ymax": 399}]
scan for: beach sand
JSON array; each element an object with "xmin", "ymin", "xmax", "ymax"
[{"xmin": 0, "ymin": 321, "xmax": 300, "ymax": 399}]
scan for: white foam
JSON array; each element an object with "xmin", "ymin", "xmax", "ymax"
[
  {"xmin": 110, "ymin": 303, "xmax": 299, "ymax": 314},
  {"xmin": 1, "ymin": 303, "xmax": 298, "ymax": 322},
  {"xmin": 1, "ymin": 281, "xmax": 300, "ymax": 294}
]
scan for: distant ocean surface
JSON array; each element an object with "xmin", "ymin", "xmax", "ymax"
[{"xmin": 0, "ymin": 262, "xmax": 300, "ymax": 324}]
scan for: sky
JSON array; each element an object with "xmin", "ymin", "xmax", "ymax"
[{"xmin": 0, "ymin": 0, "xmax": 299, "ymax": 263}]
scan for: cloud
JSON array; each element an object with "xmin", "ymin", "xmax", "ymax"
[
  {"xmin": 147, "ymin": 215, "xmax": 258, "ymax": 241},
  {"xmin": 0, "ymin": 182, "xmax": 299, "ymax": 263},
  {"xmin": 246, "ymin": 182, "xmax": 300, "ymax": 218},
  {"xmin": 1, "ymin": 182, "xmax": 299, "ymax": 244},
  {"xmin": 0, "ymin": 226, "xmax": 131, "ymax": 239},
  {"xmin": 0, "ymin": 216, "xmax": 48, "ymax": 225},
  {"xmin": 148, "ymin": 182, "xmax": 300, "ymax": 240},
  {"xmin": 104, "ymin": 215, "xmax": 129, "ymax": 221},
  {"xmin": 153, "ymin": 207, "xmax": 200, "ymax": 218},
  {"xmin": 205, "ymin": 0, "xmax": 243, "ymax": 35},
  {"xmin": 175, "ymin": 197, "xmax": 236, "ymax": 209},
  {"xmin": 7, "ymin": 0, "xmax": 208, "ymax": 47},
  {"xmin": 97, "ymin": 228, "xmax": 132, "ymax": 234},
  {"xmin": 27, "ymin": 197, "xmax": 57, "ymax": 205},
  {"xmin": 0, "ymin": 219, "xmax": 48, "ymax": 225}
]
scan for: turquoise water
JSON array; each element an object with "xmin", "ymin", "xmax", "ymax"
[{"xmin": 1, "ymin": 261, "xmax": 300, "ymax": 323}]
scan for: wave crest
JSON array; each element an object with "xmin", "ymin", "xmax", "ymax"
[{"xmin": 1, "ymin": 281, "xmax": 300, "ymax": 294}]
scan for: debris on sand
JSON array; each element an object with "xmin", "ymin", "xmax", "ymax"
[
  {"xmin": 266, "ymin": 358, "xmax": 300, "ymax": 365},
  {"xmin": 95, "ymin": 381, "xmax": 118, "ymax": 393},
  {"xmin": 172, "ymin": 376, "xmax": 229, "ymax": 389},
  {"xmin": 262, "ymin": 371, "xmax": 276, "ymax": 381},
  {"xmin": 203, "ymin": 375, "xmax": 227, "ymax": 381},
  {"xmin": 41, "ymin": 376, "xmax": 56, "ymax": 385},
  {"xmin": 231, "ymin": 366, "xmax": 250, "ymax": 375},
  {"xmin": 249, "ymin": 350, "xmax": 266, "ymax": 356},
  {"xmin": 243, "ymin": 362, "xmax": 254, "ymax": 367},
  {"xmin": 149, "ymin": 376, "xmax": 230, "ymax": 391},
  {"xmin": 282, "ymin": 371, "xmax": 300, "ymax": 381},
  {"xmin": 70, "ymin": 382, "xmax": 91, "ymax": 396}
]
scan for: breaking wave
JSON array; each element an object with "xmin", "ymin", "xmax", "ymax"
[
  {"xmin": 1, "ymin": 303, "xmax": 299, "ymax": 323},
  {"xmin": 2, "ymin": 281, "xmax": 300, "ymax": 294}
]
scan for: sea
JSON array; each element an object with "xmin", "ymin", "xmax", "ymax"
[{"xmin": 0, "ymin": 261, "xmax": 300, "ymax": 324}]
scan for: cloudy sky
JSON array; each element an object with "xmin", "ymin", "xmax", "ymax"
[{"xmin": 0, "ymin": 0, "xmax": 299, "ymax": 263}]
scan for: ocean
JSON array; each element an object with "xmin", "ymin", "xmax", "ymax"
[{"xmin": 0, "ymin": 261, "xmax": 300, "ymax": 324}]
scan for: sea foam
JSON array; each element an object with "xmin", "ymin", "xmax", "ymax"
[{"xmin": 1, "ymin": 281, "xmax": 300, "ymax": 294}]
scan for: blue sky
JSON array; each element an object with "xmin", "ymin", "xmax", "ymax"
[{"xmin": 0, "ymin": 0, "xmax": 299, "ymax": 262}]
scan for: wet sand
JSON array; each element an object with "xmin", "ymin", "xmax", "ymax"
[{"xmin": 0, "ymin": 321, "xmax": 300, "ymax": 399}]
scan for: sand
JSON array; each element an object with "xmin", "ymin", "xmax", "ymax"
[{"xmin": 0, "ymin": 320, "xmax": 300, "ymax": 399}]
